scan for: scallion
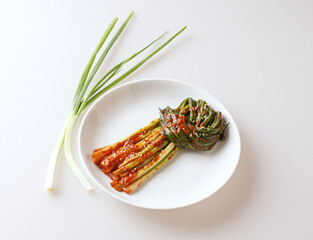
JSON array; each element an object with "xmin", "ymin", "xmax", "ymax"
[
  {"xmin": 91, "ymin": 98, "xmax": 229, "ymax": 194},
  {"xmin": 44, "ymin": 11, "xmax": 186, "ymax": 192}
]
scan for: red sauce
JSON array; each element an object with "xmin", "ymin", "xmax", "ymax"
[
  {"xmin": 110, "ymin": 180, "xmax": 119, "ymax": 187},
  {"xmin": 188, "ymin": 125, "xmax": 195, "ymax": 131},
  {"xmin": 119, "ymin": 171, "xmax": 137, "ymax": 186},
  {"xmin": 162, "ymin": 113, "xmax": 190, "ymax": 136},
  {"xmin": 95, "ymin": 128, "xmax": 168, "ymax": 188},
  {"xmin": 97, "ymin": 131, "xmax": 150, "ymax": 173},
  {"xmin": 93, "ymin": 130, "xmax": 148, "ymax": 165},
  {"xmin": 153, "ymin": 155, "xmax": 160, "ymax": 162},
  {"xmin": 100, "ymin": 143, "xmax": 138, "ymax": 171},
  {"xmin": 93, "ymin": 118, "xmax": 182, "ymax": 193}
]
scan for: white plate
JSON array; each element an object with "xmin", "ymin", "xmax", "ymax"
[{"xmin": 78, "ymin": 78, "xmax": 241, "ymax": 209}]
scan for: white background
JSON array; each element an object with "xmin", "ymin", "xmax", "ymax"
[{"xmin": 1, "ymin": 0, "xmax": 312, "ymax": 239}]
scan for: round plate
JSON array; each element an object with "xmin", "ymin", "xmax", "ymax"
[{"xmin": 78, "ymin": 78, "xmax": 241, "ymax": 209}]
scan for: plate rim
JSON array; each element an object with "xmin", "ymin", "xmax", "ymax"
[{"xmin": 77, "ymin": 78, "xmax": 241, "ymax": 209}]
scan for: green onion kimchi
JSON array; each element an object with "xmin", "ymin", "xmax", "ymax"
[{"xmin": 91, "ymin": 97, "xmax": 229, "ymax": 194}]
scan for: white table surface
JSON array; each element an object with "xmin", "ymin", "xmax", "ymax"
[{"xmin": 1, "ymin": 0, "xmax": 312, "ymax": 239}]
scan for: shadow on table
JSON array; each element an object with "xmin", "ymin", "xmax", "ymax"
[{"xmin": 121, "ymin": 127, "xmax": 257, "ymax": 230}]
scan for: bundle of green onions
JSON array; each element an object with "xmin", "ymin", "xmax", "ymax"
[
  {"xmin": 160, "ymin": 97, "xmax": 228, "ymax": 151},
  {"xmin": 44, "ymin": 11, "xmax": 186, "ymax": 192},
  {"xmin": 92, "ymin": 98, "xmax": 228, "ymax": 194}
]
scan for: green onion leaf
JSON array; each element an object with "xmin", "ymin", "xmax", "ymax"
[{"xmin": 44, "ymin": 11, "xmax": 186, "ymax": 192}]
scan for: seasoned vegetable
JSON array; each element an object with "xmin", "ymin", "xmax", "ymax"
[
  {"xmin": 92, "ymin": 98, "xmax": 228, "ymax": 194},
  {"xmin": 160, "ymin": 97, "xmax": 228, "ymax": 151},
  {"xmin": 92, "ymin": 119, "xmax": 178, "ymax": 194}
]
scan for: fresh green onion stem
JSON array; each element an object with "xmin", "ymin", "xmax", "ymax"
[{"xmin": 44, "ymin": 11, "xmax": 186, "ymax": 192}]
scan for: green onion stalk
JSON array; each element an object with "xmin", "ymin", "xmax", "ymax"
[
  {"xmin": 44, "ymin": 11, "xmax": 187, "ymax": 192},
  {"xmin": 92, "ymin": 98, "xmax": 228, "ymax": 194}
]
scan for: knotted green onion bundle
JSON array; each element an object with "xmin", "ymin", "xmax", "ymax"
[{"xmin": 160, "ymin": 98, "xmax": 228, "ymax": 151}]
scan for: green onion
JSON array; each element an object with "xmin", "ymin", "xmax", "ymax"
[
  {"xmin": 160, "ymin": 97, "xmax": 229, "ymax": 151},
  {"xmin": 91, "ymin": 98, "xmax": 228, "ymax": 194},
  {"xmin": 44, "ymin": 11, "xmax": 187, "ymax": 192}
]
